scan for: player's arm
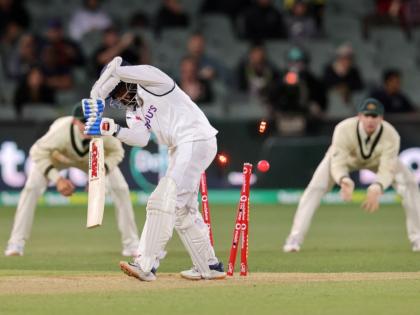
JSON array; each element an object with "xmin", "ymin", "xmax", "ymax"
[
  {"xmin": 376, "ymin": 133, "xmax": 400, "ymax": 191},
  {"xmin": 90, "ymin": 57, "xmax": 174, "ymax": 100},
  {"xmin": 363, "ymin": 132, "xmax": 400, "ymax": 213},
  {"xmin": 83, "ymin": 99, "xmax": 151, "ymax": 147},
  {"xmin": 99, "ymin": 117, "xmax": 151, "ymax": 148},
  {"xmin": 30, "ymin": 121, "xmax": 75, "ymax": 196},
  {"xmin": 116, "ymin": 64, "xmax": 174, "ymax": 94},
  {"xmin": 330, "ymin": 124, "xmax": 354, "ymax": 201}
]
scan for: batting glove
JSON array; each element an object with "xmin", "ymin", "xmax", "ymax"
[
  {"xmin": 100, "ymin": 117, "xmax": 121, "ymax": 136},
  {"xmin": 82, "ymin": 98, "xmax": 105, "ymax": 119},
  {"xmin": 82, "ymin": 98, "xmax": 105, "ymax": 136},
  {"xmin": 84, "ymin": 115, "xmax": 102, "ymax": 136}
]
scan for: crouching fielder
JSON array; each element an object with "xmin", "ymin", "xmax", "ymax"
[
  {"xmin": 283, "ymin": 98, "xmax": 420, "ymax": 253},
  {"xmin": 84, "ymin": 56, "xmax": 226, "ymax": 281},
  {"xmin": 5, "ymin": 105, "xmax": 139, "ymax": 257}
]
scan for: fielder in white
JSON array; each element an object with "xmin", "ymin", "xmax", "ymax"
[
  {"xmin": 284, "ymin": 98, "xmax": 420, "ymax": 253},
  {"xmin": 83, "ymin": 56, "xmax": 226, "ymax": 281},
  {"xmin": 4, "ymin": 105, "xmax": 140, "ymax": 257}
]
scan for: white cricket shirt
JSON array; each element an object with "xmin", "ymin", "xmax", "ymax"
[{"xmin": 114, "ymin": 65, "xmax": 218, "ymax": 148}]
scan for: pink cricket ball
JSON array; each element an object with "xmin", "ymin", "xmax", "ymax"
[{"xmin": 257, "ymin": 160, "xmax": 270, "ymax": 172}]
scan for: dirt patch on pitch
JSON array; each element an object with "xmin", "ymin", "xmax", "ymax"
[{"xmin": 1, "ymin": 272, "xmax": 419, "ymax": 295}]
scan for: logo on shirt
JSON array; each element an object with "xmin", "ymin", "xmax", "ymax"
[{"xmin": 144, "ymin": 105, "xmax": 157, "ymax": 130}]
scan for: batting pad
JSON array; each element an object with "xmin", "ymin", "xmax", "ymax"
[
  {"xmin": 175, "ymin": 210, "xmax": 216, "ymax": 278},
  {"xmin": 138, "ymin": 177, "xmax": 177, "ymax": 272}
]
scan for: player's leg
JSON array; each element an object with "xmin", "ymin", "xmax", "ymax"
[
  {"xmin": 392, "ymin": 161, "xmax": 420, "ymax": 251},
  {"xmin": 5, "ymin": 167, "xmax": 48, "ymax": 256},
  {"xmin": 283, "ymin": 153, "xmax": 335, "ymax": 252},
  {"xmin": 106, "ymin": 167, "xmax": 139, "ymax": 257},
  {"xmin": 176, "ymin": 192, "xmax": 224, "ymax": 280},
  {"xmin": 120, "ymin": 176, "xmax": 177, "ymax": 281},
  {"xmin": 169, "ymin": 138, "xmax": 225, "ymax": 280}
]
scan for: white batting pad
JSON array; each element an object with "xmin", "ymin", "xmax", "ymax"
[
  {"xmin": 138, "ymin": 177, "xmax": 177, "ymax": 272},
  {"xmin": 175, "ymin": 210, "xmax": 217, "ymax": 278}
]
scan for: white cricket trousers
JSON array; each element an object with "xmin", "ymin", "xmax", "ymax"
[
  {"xmin": 7, "ymin": 167, "xmax": 139, "ymax": 249},
  {"xmin": 137, "ymin": 137, "xmax": 218, "ymax": 267},
  {"xmin": 287, "ymin": 153, "xmax": 420, "ymax": 245}
]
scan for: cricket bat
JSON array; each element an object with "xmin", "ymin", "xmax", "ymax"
[{"xmin": 87, "ymin": 137, "xmax": 106, "ymax": 228}]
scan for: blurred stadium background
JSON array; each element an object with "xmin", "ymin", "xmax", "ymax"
[{"xmin": 1, "ymin": 0, "xmax": 420, "ymax": 204}]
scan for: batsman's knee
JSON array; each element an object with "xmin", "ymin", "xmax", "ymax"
[{"xmin": 175, "ymin": 208, "xmax": 206, "ymax": 232}]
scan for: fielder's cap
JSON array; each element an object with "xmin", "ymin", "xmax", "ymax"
[
  {"xmin": 357, "ymin": 98, "xmax": 384, "ymax": 116},
  {"xmin": 72, "ymin": 103, "xmax": 86, "ymax": 122}
]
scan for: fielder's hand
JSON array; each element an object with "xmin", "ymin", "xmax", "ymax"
[
  {"xmin": 56, "ymin": 178, "xmax": 75, "ymax": 197},
  {"xmin": 362, "ymin": 183, "xmax": 382, "ymax": 213},
  {"xmin": 339, "ymin": 177, "xmax": 354, "ymax": 202}
]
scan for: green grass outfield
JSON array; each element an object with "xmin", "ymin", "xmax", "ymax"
[{"xmin": 1, "ymin": 204, "xmax": 420, "ymax": 314}]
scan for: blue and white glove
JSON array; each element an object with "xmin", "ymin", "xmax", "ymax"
[{"xmin": 82, "ymin": 98, "xmax": 105, "ymax": 136}]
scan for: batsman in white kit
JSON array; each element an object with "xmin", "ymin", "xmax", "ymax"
[
  {"xmin": 283, "ymin": 98, "xmax": 420, "ymax": 253},
  {"xmin": 4, "ymin": 105, "xmax": 140, "ymax": 257},
  {"xmin": 83, "ymin": 56, "xmax": 226, "ymax": 281}
]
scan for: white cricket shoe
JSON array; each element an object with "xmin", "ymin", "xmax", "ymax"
[
  {"xmin": 412, "ymin": 240, "xmax": 420, "ymax": 252},
  {"xmin": 119, "ymin": 261, "xmax": 156, "ymax": 282},
  {"xmin": 180, "ymin": 262, "xmax": 226, "ymax": 280},
  {"xmin": 4, "ymin": 244, "xmax": 24, "ymax": 256},
  {"xmin": 121, "ymin": 246, "xmax": 140, "ymax": 257},
  {"xmin": 283, "ymin": 238, "xmax": 301, "ymax": 253}
]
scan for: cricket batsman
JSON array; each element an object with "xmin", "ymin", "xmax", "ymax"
[
  {"xmin": 83, "ymin": 56, "xmax": 226, "ymax": 281},
  {"xmin": 283, "ymin": 98, "xmax": 420, "ymax": 252},
  {"xmin": 83, "ymin": 57, "xmax": 226, "ymax": 281},
  {"xmin": 4, "ymin": 105, "xmax": 140, "ymax": 257}
]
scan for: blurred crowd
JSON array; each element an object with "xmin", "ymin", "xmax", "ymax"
[{"xmin": 0, "ymin": 0, "xmax": 419, "ymax": 135}]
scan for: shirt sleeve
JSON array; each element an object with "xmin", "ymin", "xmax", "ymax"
[
  {"xmin": 116, "ymin": 120, "xmax": 151, "ymax": 148},
  {"xmin": 330, "ymin": 123, "xmax": 351, "ymax": 184},
  {"xmin": 103, "ymin": 137, "xmax": 124, "ymax": 172},
  {"xmin": 29, "ymin": 120, "xmax": 67, "ymax": 183},
  {"xmin": 376, "ymin": 131, "xmax": 400, "ymax": 190},
  {"xmin": 116, "ymin": 64, "xmax": 174, "ymax": 95}
]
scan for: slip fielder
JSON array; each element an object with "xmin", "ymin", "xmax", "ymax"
[
  {"xmin": 283, "ymin": 98, "xmax": 420, "ymax": 252},
  {"xmin": 4, "ymin": 105, "xmax": 139, "ymax": 257},
  {"xmin": 83, "ymin": 56, "xmax": 226, "ymax": 281}
]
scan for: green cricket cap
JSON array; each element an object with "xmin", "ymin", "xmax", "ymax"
[
  {"xmin": 357, "ymin": 98, "xmax": 384, "ymax": 116},
  {"xmin": 72, "ymin": 103, "xmax": 86, "ymax": 122}
]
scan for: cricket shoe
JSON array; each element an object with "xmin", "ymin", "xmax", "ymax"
[
  {"xmin": 119, "ymin": 261, "xmax": 156, "ymax": 282},
  {"xmin": 180, "ymin": 262, "xmax": 226, "ymax": 280},
  {"xmin": 412, "ymin": 240, "xmax": 420, "ymax": 252},
  {"xmin": 283, "ymin": 238, "xmax": 301, "ymax": 253},
  {"xmin": 4, "ymin": 244, "xmax": 24, "ymax": 256}
]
